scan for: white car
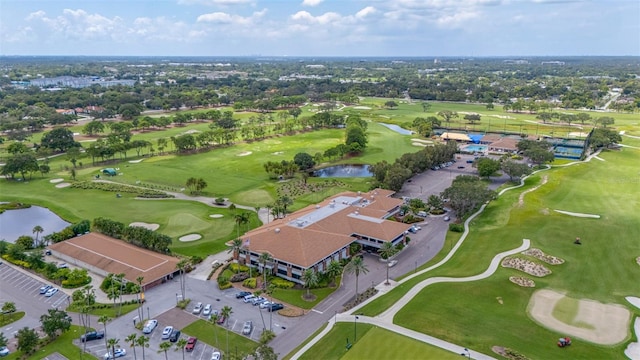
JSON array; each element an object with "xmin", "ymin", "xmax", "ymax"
[
  {"xmin": 203, "ymin": 304, "xmax": 212, "ymax": 316},
  {"xmin": 142, "ymin": 319, "xmax": 158, "ymax": 334},
  {"xmin": 259, "ymin": 301, "xmax": 273, "ymax": 309},
  {"xmin": 0, "ymin": 346, "xmax": 9, "ymax": 356},
  {"xmin": 242, "ymin": 321, "xmax": 253, "ymax": 335},
  {"xmin": 388, "ymin": 260, "xmax": 398, "ymax": 267},
  {"xmin": 104, "ymin": 348, "xmax": 126, "ymax": 359},
  {"xmin": 161, "ymin": 326, "xmax": 174, "ymax": 339},
  {"xmin": 243, "ymin": 294, "xmax": 256, "ymax": 303},
  {"xmin": 45, "ymin": 287, "xmax": 59, "ymax": 297},
  {"xmin": 192, "ymin": 302, "xmax": 203, "ymax": 314},
  {"xmin": 211, "ymin": 351, "xmax": 222, "ymax": 360}
]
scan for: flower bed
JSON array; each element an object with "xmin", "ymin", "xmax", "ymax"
[
  {"xmin": 509, "ymin": 276, "xmax": 535, "ymax": 287},
  {"xmin": 501, "ymin": 257, "xmax": 551, "ymax": 277},
  {"xmin": 521, "ymin": 248, "xmax": 564, "ymax": 265},
  {"xmin": 71, "ymin": 181, "xmax": 174, "ymax": 198}
]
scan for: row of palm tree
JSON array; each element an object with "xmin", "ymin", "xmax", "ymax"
[{"xmin": 208, "ymin": 305, "xmax": 233, "ymax": 356}]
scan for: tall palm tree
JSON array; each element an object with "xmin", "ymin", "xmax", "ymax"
[
  {"xmin": 98, "ymin": 315, "xmax": 111, "ymax": 353},
  {"xmin": 258, "ymin": 252, "xmax": 273, "ymax": 289},
  {"xmin": 220, "ymin": 305, "xmax": 233, "ymax": 355},
  {"xmin": 301, "ymin": 269, "xmax": 318, "ymax": 299},
  {"xmin": 106, "ymin": 338, "xmax": 119, "ymax": 359},
  {"xmin": 158, "ymin": 341, "xmax": 172, "ymax": 360},
  {"xmin": 136, "ymin": 276, "xmax": 145, "ymax": 320},
  {"xmin": 32, "ymin": 225, "xmax": 44, "ymax": 247},
  {"xmin": 234, "ymin": 212, "xmax": 250, "ymax": 238},
  {"xmin": 174, "ymin": 338, "xmax": 188, "ymax": 360},
  {"xmin": 125, "ymin": 333, "xmax": 138, "ymax": 360},
  {"xmin": 344, "ymin": 256, "xmax": 369, "ymax": 298},
  {"xmin": 176, "ymin": 259, "xmax": 189, "ymax": 301},
  {"xmin": 228, "ymin": 238, "xmax": 243, "ymax": 261},
  {"xmin": 378, "ymin": 242, "xmax": 397, "ymax": 285},
  {"xmin": 209, "ymin": 313, "xmax": 220, "ymax": 349},
  {"xmin": 136, "ymin": 335, "xmax": 149, "ymax": 360},
  {"xmin": 115, "ymin": 273, "xmax": 126, "ymax": 316},
  {"xmin": 326, "ymin": 260, "xmax": 343, "ymax": 287}
]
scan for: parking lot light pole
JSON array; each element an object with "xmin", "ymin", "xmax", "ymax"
[
  {"xmin": 354, "ymin": 315, "xmax": 359, "ymax": 343},
  {"xmin": 461, "ymin": 348, "xmax": 471, "ymax": 359}
]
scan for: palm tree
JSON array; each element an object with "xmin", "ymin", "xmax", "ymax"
[
  {"xmin": 378, "ymin": 242, "xmax": 397, "ymax": 285},
  {"xmin": 136, "ymin": 335, "xmax": 149, "ymax": 359},
  {"xmin": 106, "ymin": 338, "xmax": 119, "ymax": 359},
  {"xmin": 32, "ymin": 225, "xmax": 44, "ymax": 247},
  {"xmin": 258, "ymin": 252, "xmax": 273, "ymax": 289},
  {"xmin": 278, "ymin": 196, "xmax": 293, "ymax": 216},
  {"xmin": 234, "ymin": 212, "xmax": 250, "ymax": 238},
  {"xmin": 158, "ymin": 341, "xmax": 172, "ymax": 360},
  {"xmin": 209, "ymin": 313, "xmax": 220, "ymax": 349},
  {"xmin": 98, "ymin": 315, "xmax": 111, "ymax": 353},
  {"xmin": 175, "ymin": 338, "xmax": 188, "ymax": 360},
  {"xmin": 115, "ymin": 273, "xmax": 126, "ymax": 316},
  {"xmin": 136, "ymin": 276, "xmax": 144, "ymax": 320},
  {"xmin": 228, "ymin": 238, "xmax": 243, "ymax": 261},
  {"xmin": 126, "ymin": 333, "xmax": 138, "ymax": 360},
  {"xmin": 176, "ymin": 259, "xmax": 189, "ymax": 301},
  {"xmin": 344, "ymin": 256, "xmax": 369, "ymax": 298},
  {"xmin": 221, "ymin": 305, "xmax": 233, "ymax": 355},
  {"xmin": 301, "ymin": 269, "xmax": 318, "ymax": 300},
  {"xmin": 326, "ymin": 260, "xmax": 343, "ymax": 287}
]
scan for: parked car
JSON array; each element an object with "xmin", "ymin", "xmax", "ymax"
[
  {"xmin": 259, "ymin": 301, "xmax": 273, "ymax": 309},
  {"xmin": 408, "ymin": 227, "xmax": 417, "ymax": 234},
  {"xmin": 203, "ymin": 304, "xmax": 212, "ymax": 316},
  {"xmin": 169, "ymin": 330, "xmax": 181, "ymax": 342},
  {"xmin": 39, "ymin": 284, "xmax": 52, "ymax": 294},
  {"xmin": 185, "ymin": 337, "xmax": 197, "ymax": 352},
  {"xmin": 388, "ymin": 260, "xmax": 398, "ymax": 268},
  {"xmin": 104, "ymin": 348, "xmax": 126, "ymax": 359},
  {"xmin": 211, "ymin": 351, "xmax": 221, "ymax": 360},
  {"xmin": 251, "ymin": 297, "xmax": 267, "ymax": 305},
  {"xmin": 0, "ymin": 346, "xmax": 9, "ymax": 357},
  {"xmin": 243, "ymin": 294, "xmax": 256, "ymax": 303},
  {"xmin": 417, "ymin": 211, "xmax": 427, "ymax": 217},
  {"xmin": 192, "ymin": 302, "xmax": 203, "ymax": 314},
  {"xmin": 81, "ymin": 331, "xmax": 105, "ymax": 342},
  {"xmin": 216, "ymin": 315, "xmax": 226, "ymax": 324},
  {"xmin": 45, "ymin": 287, "xmax": 58, "ymax": 297},
  {"xmin": 142, "ymin": 319, "xmax": 158, "ymax": 334},
  {"xmin": 443, "ymin": 216, "xmax": 450, "ymax": 221},
  {"xmin": 161, "ymin": 326, "xmax": 174, "ymax": 339},
  {"xmin": 267, "ymin": 303, "xmax": 284, "ymax": 312},
  {"xmin": 57, "ymin": 262, "xmax": 68, "ymax": 269},
  {"xmin": 242, "ymin": 321, "xmax": 253, "ymax": 335},
  {"xmin": 235, "ymin": 291, "xmax": 251, "ymax": 299}
]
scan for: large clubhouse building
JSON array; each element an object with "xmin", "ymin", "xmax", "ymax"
[{"xmin": 239, "ymin": 189, "xmax": 412, "ymax": 284}]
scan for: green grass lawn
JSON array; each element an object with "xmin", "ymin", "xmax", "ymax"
[
  {"xmin": 271, "ymin": 279, "xmax": 341, "ymax": 310},
  {"xmin": 296, "ymin": 323, "xmax": 463, "ymax": 360},
  {"xmin": 5, "ymin": 325, "xmax": 98, "ymax": 360},
  {"xmin": 0, "ymin": 312, "xmax": 25, "ymax": 327},
  {"xmin": 358, "ymin": 147, "xmax": 640, "ymax": 359},
  {"xmin": 182, "ymin": 319, "xmax": 258, "ymax": 357},
  {"xmin": 66, "ymin": 302, "xmax": 139, "ymax": 318}
]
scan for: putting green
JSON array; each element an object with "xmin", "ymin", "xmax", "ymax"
[{"xmin": 165, "ymin": 213, "xmax": 212, "ymax": 237}]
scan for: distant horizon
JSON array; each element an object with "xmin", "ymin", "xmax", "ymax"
[
  {"xmin": 1, "ymin": 1, "xmax": 638, "ymax": 57},
  {"xmin": 2, "ymin": 54, "xmax": 639, "ymax": 59}
]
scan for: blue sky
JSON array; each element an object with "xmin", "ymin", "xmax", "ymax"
[{"xmin": 1, "ymin": 0, "xmax": 638, "ymax": 57}]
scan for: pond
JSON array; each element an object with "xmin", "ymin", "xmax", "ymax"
[
  {"xmin": 378, "ymin": 123, "xmax": 414, "ymax": 135},
  {"xmin": 0, "ymin": 205, "xmax": 70, "ymax": 242},
  {"xmin": 313, "ymin": 164, "xmax": 373, "ymax": 178}
]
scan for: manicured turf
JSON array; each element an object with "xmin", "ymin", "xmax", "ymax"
[
  {"xmin": 271, "ymin": 279, "xmax": 341, "ymax": 310},
  {"xmin": 67, "ymin": 302, "xmax": 139, "ymax": 318},
  {"xmin": 182, "ymin": 319, "xmax": 258, "ymax": 356},
  {"xmin": 0, "ymin": 311, "xmax": 25, "ymax": 326},
  {"xmin": 296, "ymin": 323, "xmax": 462, "ymax": 360},
  {"xmin": 359, "ymin": 147, "xmax": 640, "ymax": 359}
]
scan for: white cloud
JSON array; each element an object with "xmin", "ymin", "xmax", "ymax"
[
  {"xmin": 178, "ymin": 0, "xmax": 254, "ymax": 5},
  {"xmin": 301, "ymin": 0, "xmax": 324, "ymax": 6},
  {"xmin": 435, "ymin": 10, "xmax": 479, "ymax": 28},
  {"xmin": 356, "ymin": 6, "xmax": 377, "ymax": 19},
  {"xmin": 197, "ymin": 9, "xmax": 265, "ymax": 25}
]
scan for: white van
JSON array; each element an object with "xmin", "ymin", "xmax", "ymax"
[{"xmin": 417, "ymin": 211, "xmax": 427, "ymax": 217}]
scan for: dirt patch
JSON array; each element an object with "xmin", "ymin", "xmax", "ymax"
[
  {"xmin": 49, "ymin": 178, "xmax": 64, "ymax": 183},
  {"xmin": 278, "ymin": 307, "xmax": 304, "ymax": 317},
  {"xmin": 519, "ymin": 175, "xmax": 547, "ymax": 207},
  {"xmin": 129, "ymin": 222, "xmax": 160, "ymax": 231},
  {"xmin": 237, "ymin": 151, "xmax": 252, "ymax": 157},
  {"xmin": 522, "ymin": 248, "xmax": 564, "ymax": 265},
  {"xmin": 492, "ymin": 346, "xmax": 530, "ymax": 360},
  {"xmin": 509, "ymin": 276, "xmax": 535, "ymax": 287},
  {"xmin": 502, "ymin": 257, "xmax": 551, "ymax": 277},
  {"xmin": 179, "ymin": 234, "xmax": 202, "ymax": 242},
  {"xmin": 496, "ymin": 297, "xmax": 503, "ymax": 304},
  {"xmin": 554, "ymin": 210, "xmax": 601, "ymax": 218},
  {"xmin": 55, "ymin": 182, "xmax": 71, "ymax": 188},
  {"xmin": 528, "ymin": 289, "xmax": 631, "ymax": 345}
]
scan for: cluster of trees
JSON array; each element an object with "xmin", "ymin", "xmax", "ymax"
[
  {"xmin": 589, "ymin": 128, "xmax": 622, "ymax": 149},
  {"xmin": 472, "ymin": 157, "xmax": 532, "ymax": 181},
  {"xmin": 263, "ymin": 160, "xmax": 300, "ymax": 180},
  {"xmin": 185, "ymin": 177, "xmax": 207, "ymax": 195},
  {"xmin": 2, "ymin": 307, "xmax": 71, "ymax": 356},
  {"xmin": 344, "ymin": 115, "xmax": 368, "ymax": 154},
  {"xmin": 516, "ymin": 140, "xmax": 556, "ymax": 166},
  {"xmin": 441, "ymin": 175, "xmax": 497, "ymax": 220},
  {"xmin": 92, "ymin": 217, "xmax": 173, "ymax": 253},
  {"xmin": 370, "ymin": 142, "xmax": 458, "ymax": 191},
  {"xmin": 412, "ymin": 116, "xmax": 441, "ymax": 137}
]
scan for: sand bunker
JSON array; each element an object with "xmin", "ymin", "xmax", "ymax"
[
  {"xmin": 627, "ymin": 297, "xmax": 640, "ymax": 310},
  {"xmin": 129, "ymin": 222, "xmax": 160, "ymax": 231},
  {"xmin": 625, "ymin": 318, "xmax": 640, "ymax": 360},
  {"xmin": 637, "ymin": 256, "xmax": 640, "ymax": 266},
  {"xmin": 49, "ymin": 178, "xmax": 64, "ymax": 184},
  {"xmin": 502, "ymin": 257, "xmax": 551, "ymax": 277},
  {"xmin": 569, "ymin": 132, "xmax": 590, "ymax": 138},
  {"xmin": 353, "ymin": 106, "xmax": 371, "ymax": 110},
  {"xmin": 554, "ymin": 210, "xmax": 601, "ymax": 218},
  {"xmin": 522, "ymin": 248, "xmax": 564, "ymax": 265},
  {"xmin": 411, "ymin": 138, "xmax": 433, "ymax": 143},
  {"xmin": 55, "ymin": 183, "xmax": 71, "ymax": 188},
  {"xmin": 528, "ymin": 289, "xmax": 631, "ymax": 345},
  {"xmin": 129, "ymin": 159, "xmax": 144, "ymax": 163},
  {"xmin": 272, "ymin": 151, "xmax": 284, "ymax": 155},
  {"xmin": 237, "ymin": 151, "xmax": 252, "ymax": 157},
  {"xmin": 179, "ymin": 234, "xmax": 202, "ymax": 242},
  {"xmin": 182, "ymin": 129, "xmax": 201, "ymax": 135},
  {"xmin": 412, "ymin": 142, "xmax": 427, "ymax": 147},
  {"xmin": 209, "ymin": 214, "xmax": 224, "ymax": 218}
]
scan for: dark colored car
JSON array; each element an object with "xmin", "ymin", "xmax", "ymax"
[
  {"xmin": 169, "ymin": 330, "xmax": 181, "ymax": 342},
  {"xmin": 216, "ymin": 315, "xmax": 226, "ymax": 324},
  {"xmin": 235, "ymin": 291, "xmax": 251, "ymax": 299},
  {"xmin": 185, "ymin": 337, "xmax": 197, "ymax": 352},
  {"xmin": 80, "ymin": 331, "xmax": 105, "ymax": 342},
  {"xmin": 268, "ymin": 303, "xmax": 284, "ymax": 312}
]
